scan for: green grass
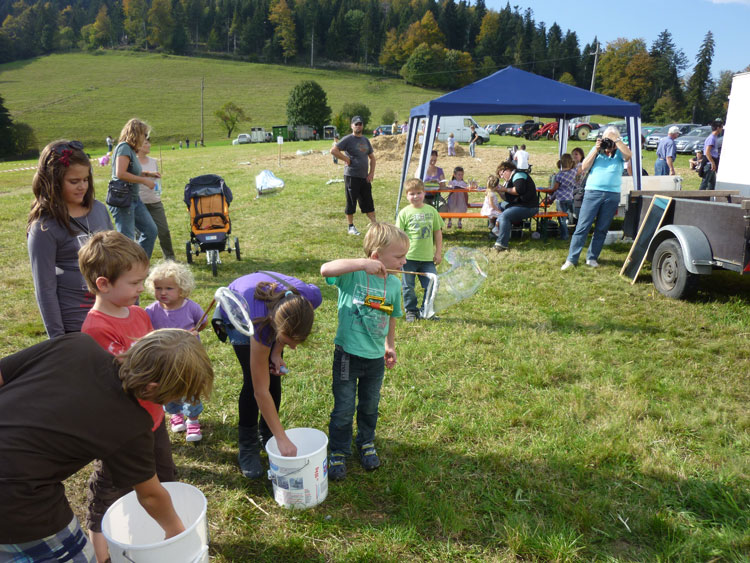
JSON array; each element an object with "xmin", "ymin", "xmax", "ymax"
[
  {"xmin": 0, "ymin": 51, "xmax": 445, "ymax": 149},
  {"xmin": 1, "ymin": 118, "xmax": 749, "ymax": 560}
]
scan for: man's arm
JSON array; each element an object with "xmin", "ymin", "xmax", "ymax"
[
  {"xmin": 367, "ymin": 152, "xmax": 376, "ymax": 183},
  {"xmin": 667, "ymin": 155, "xmax": 675, "ymax": 175},
  {"xmin": 133, "ymin": 475, "xmax": 185, "ymax": 539},
  {"xmin": 331, "ymin": 146, "xmax": 350, "ymax": 166}
]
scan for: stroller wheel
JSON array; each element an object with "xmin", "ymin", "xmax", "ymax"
[
  {"xmin": 186, "ymin": 242, "xmax": 193, "ymax": 264},
  {"xmin": 210, "ymin": 250, "xmax": 218, "ymax": 277},
  {"xmin": 234, "ymin": 237, "xmax": 241, "ymax": 261}
]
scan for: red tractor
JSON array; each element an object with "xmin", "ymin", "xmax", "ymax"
[{"xmin": 531, "ymin": 121, "xmax": 559, "ymax": 140}]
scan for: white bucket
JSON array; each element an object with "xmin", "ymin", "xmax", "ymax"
[
  {"xmin": 102, "ymin": 482, "xmax": 209, "ymax": 563},
  {"xmin": 604, "ymin": 230, "xmax": 624, "ymax": 245},
  {"xmin": 266, "ymin": 427, "xmax": 328, "ymax": 509}
]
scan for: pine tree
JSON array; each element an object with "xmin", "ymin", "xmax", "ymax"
[
  {"xmin": 0, "ymin": 94, "xmax": 16, "ymax": 159},
  {"xmin": 685, "ymin": 31, "xmax": 715, "ymax": 123}
]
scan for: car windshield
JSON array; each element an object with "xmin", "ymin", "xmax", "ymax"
[
  {"xmin": 652, "ymin": 126, "xmax": 670, "ymax": 135},
  {"xmin": 684, "ymin": 126, "xmax": 712, "ymax": 137}
]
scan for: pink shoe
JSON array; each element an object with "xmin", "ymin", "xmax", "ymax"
[
  {"xmin": 186, "ymin": 420, "xmax": 202, "ymax": 442},
  {"xmin": 170, "ymin": 413, "xmax": 186, "ymax": 433}
]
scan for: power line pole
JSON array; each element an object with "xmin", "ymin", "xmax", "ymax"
[
  {"xmin": 590, "ymin": 41, "xmax": 600, "ymax": 92},
  {"xmin": 310, "ymin": 28, "xmax": 314, "ymax": 68}
]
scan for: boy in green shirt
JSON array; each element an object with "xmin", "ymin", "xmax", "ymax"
[
  {"xmin": 320, "ymin": 223, "xmax": 409, "ymax": 480},
  {"xmin": 396, "ymin": 178, "xmax": 444, "ymax": 322}
]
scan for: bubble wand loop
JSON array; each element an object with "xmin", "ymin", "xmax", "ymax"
[{"xmin": 197, "ymin": 287, "xmax": 255, "ymax": 336}]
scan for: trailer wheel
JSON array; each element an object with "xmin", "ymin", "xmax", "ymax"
[{"xmin": 651, "ymin": 238, "xmax": 699, "ymax": 299}]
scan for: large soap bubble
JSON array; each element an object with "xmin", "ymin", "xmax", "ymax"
[{"xmin": 425, "ymin": 247, "xmax": 488, "ymax": 317}]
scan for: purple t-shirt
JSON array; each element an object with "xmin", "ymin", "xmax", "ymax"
[
  {"xmin": 226, "ymin": 272, "xmax": 322, "ymax": 347},
  {"xmin": 145, "ymin": 298, "xmax": 205, "ymax": 333}
]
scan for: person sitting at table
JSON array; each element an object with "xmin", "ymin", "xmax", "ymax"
[
  {"xmin": 422, "ymin": 150, "xmax": 445, "ymax": 208},
  {"xmin": 492, "ymin": 161, "xmax": 538, "ymax": 252},
  {"xmin": 445, "ymin": 166, "xmax": 469, "ymax": 229}
]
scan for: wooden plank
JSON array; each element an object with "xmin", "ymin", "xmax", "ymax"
[{"xmin": 620, "ymin": 195, "xmax": 673, "ymax": 283}]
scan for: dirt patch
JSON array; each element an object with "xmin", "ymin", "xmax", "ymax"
[{"xmin": 249, "ymin": 139, "xmax": 562, "ymax": 187}]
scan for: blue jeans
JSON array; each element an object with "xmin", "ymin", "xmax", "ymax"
[
  {"xmin": 108, "ymin": 198, "xmax": 158, "ymax": 259},
  {"xmin": 329, "ymin": 346, "xmax": 384, "ymax": 455},
  {"xmin": 699, "ymin": 164, "xmax": 716, "ymax": 190},
  {"xmin": 556, "ymin": 200, "xmax": 574, "ymax": 240},
  {"xmin": 566, "ymin": 190, "xmax": 620, "ymax": 264},
  {"xmin": 495, "ymin": 205, "xmax": 538, "ymax": 248},
  {"xmin": 164, "ymin": 400, "xmax": 204, "ymax": 419},
  {"xmin": 402, "ymin": 259, "xmax": 437, "ymax": 315},
  {"xmin": 469, "ymin": 142, "xmax": 476, "ymax": 157},
  {"xmin": 654, "ymin": 159, "xmax": 670, "ymax": 175}
]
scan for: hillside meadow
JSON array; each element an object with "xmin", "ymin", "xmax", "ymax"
[{"xmin": 0, "ymin": 69, "xmax": 748, "ymax": 560}]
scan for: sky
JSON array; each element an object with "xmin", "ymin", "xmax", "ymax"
[{"xmin": 484, "ymin": 0, "xmax": 749, "ymax": 79}]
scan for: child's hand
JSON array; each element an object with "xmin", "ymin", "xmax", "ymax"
[
  {"xmin": 384, "ymin": 347, "xmax": 397, "ymax": 369},
  {"xmin": 363, "ymin": 259, "xmax": 387, "ymax": 277}
]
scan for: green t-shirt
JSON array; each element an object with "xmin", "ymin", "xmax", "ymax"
[
  {"xmin": 111, "ymin": 142, "xmax": 142, "ymax": 198},
  {"xmin": 326, "ymin": 270, "xmax": 403, "ymax": 359},
  {"xmin": 396, "ymin": 204, "xmax": 444, "ymax": 262}
]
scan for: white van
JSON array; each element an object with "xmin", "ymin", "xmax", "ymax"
[
  {"xmin": 716, "ymin": 71, "xmax": 750, "ymax": 196},
  {"xmin": 436, "ymin": 116, "xmax": 490, "ymax": 144}
]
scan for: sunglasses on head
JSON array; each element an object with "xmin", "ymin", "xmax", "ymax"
[{"xmin": 54, "ymin": 141, "xmax": 84, "ymax": 154}]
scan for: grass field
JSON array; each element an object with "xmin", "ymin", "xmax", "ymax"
[{"xmin": 1, "ymin": 83, "xmax": 749, "ymax": 560}]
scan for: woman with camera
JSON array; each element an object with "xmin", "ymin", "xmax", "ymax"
[{"xmin": 561, "ymin": 127, "xmax": 631, "ymax": 270}]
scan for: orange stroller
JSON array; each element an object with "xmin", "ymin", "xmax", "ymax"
[{"xmin": 184, "ymin": 174, "xmax": 240, "ymax": 276}]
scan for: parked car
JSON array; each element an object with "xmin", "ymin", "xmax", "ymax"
[
  {"xmin": 484, "ymin": 124, "xmax": 498, "ymax": 134},
  {"xmin": 641, "ymin": 125, "xmax": 660, "ymax": 137},
  {"xmin": 495, "ymin": 123, "xmax": 516, "ymax": 135},
  {"xmin": 232, "ymin": 133, "xmax": 251, "ymax": 145},
  {"xmin": 674, "ymin": 126, "xmax": 713, "ymax": 154},
  {"xmin": 644, "ymin": 123, "xmax": 701, "ymax": 150},
  {"xmin": 373, "ymin": 125, "xmax": 393, "ymax": 137},
  {"xmin": 594, "ymin": 121, "xmax": 644, "ymax": 147}
]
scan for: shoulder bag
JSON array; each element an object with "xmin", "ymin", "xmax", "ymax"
[{"xmin": 106, "ymin": 145, "xmax": 134, "ymax": 208}]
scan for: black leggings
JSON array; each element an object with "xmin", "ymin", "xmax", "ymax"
[{"xmin": 232, "ymin": 344, "xmax": 281, "ymax": 432}]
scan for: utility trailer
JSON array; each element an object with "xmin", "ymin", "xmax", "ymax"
[{"xmin": 623, "ymin": 191, "xmax": 750, "ymax": 298}]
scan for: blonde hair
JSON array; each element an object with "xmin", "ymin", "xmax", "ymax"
[
  {"xmin": 363, "ymin": 222, "xmax": 409, "ymax": 258},
  {"xmin": 119, "ymin": 329, "xmax": 213, "ymax": 405},
  {"xmin": 146, "ymin": 260, "xmax": 195, "ymax": 298},
  {"xmin": 118, "ymin": 118, "xmax": 150, "ymax": 151},
  {"xmin": 78, "ymin": 230, "xmax": 149, "ymax": 292},
  {"xmin": 28, "ymin": 140, "xmax": 94, "ymax": 235},
  {"xmin": 559, "ymin": 153, "xmax": 575, "ymax": 170},
  {"xmin": 405, "ymin": 177, "xmax": 425, "ymax": 193},
  {"xmin": 253, "ymin": 281, "xmax": 314, "ymax": 344}
]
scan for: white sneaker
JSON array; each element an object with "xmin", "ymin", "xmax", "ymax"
[
  {"xmin": 560, "ymin": 260, "xmax": 575, "ymax": 271},
  {"xmin": 347, "ymin": 225, "xmax": 361, "ymax": 236},
  {"xmin": 585, "ymin": 259, "xmax": 599, "ymax": 268}
]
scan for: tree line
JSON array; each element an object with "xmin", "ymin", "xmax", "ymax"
[{"xmin": 0, "ymin": 0, "xmax": 744, "ymax": 138}]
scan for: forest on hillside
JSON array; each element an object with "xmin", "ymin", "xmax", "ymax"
[{"xmin": 0, "ymin": 0, "xmax": 745, "ymax": 123}]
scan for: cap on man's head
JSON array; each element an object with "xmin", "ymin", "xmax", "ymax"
[
  {"xmin": 351, "ymin": 116, "xmax": 363, "ymax": 125},
  {"xmin": 668, "ymin": 126, "xmax": 680, "ymax": 135}
]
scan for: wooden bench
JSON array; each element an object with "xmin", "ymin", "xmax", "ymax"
[{"xmin": 438, "ymin": 210, "xmax": 569, "ymax": 239}]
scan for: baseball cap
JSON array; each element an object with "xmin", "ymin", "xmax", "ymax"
[
  {"xmin": 668, "ymin": 126, "xmax": 680, "ymax": 135},
  {"xmin": 351, "ymin": 116, "xmax": 363, "ymax": 125}
]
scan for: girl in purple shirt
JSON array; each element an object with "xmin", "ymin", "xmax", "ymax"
[
  {"xmin": 221, "ymin": 271, "xmax": 322, "ymax": 478},
  {"xmin": 145, "ymin": 261, "xmax": 207, "ymax": 442}
]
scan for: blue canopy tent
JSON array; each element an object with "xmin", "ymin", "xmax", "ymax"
[{"xmin": 397, "ymin": 66, "xmax": 642, "ymax": 217}]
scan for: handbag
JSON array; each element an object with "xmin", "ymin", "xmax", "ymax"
[{"xmin": 106, "ymin": 179, "xmax": 132, "ymax": 208}]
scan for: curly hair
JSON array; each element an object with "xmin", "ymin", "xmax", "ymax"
[
  {"xmin": 146, "ymin": 260, "xmax": 196, "ymax": 298},
  {"xmin": 27, "ymin": 140, "xmax": 94, "ymax": 235}
]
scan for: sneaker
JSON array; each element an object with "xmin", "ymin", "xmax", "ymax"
[
  {"xmin": 170, "ymin": 413, "xmax": 186, "ymax": 433},
  {"xmin": 347, "ymin": 225, "xmax": 361, "ymax": 236},
  {"xmin": 186, "ymin": 420, "xmax": 202, "ymax": 442},
  {"xmin": 586, "ymin": 259, "xmax": 599, "ymax": 268},
  {"xmin": 446, "ymin": 220, "xmax": 452, "ymax": 228},
  {"xmin": 560, "ymin": 260, "xmax": 575, "ymax": 271},
  {"xmin": 359, "ymin": 442, "xmax": 380, "ymax": 471},
  {"xmin": 329, "ymin": 453, "xmax": 347, "ymax": 481},
  {"xmin": 457, "ymin": 220, "xmax": 463, "ymax": 229},
  {"xmin": 493, "ymin": 243, "xmax": 508, "ymax": 252},
  {"xmin": 405, "ymin": 311, "xmax": 418, "ymax": 323}
]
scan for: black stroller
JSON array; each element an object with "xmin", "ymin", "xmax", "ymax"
[{"xmin": 184, "ymin": 174, "xmax": 240, "ymax": 276}]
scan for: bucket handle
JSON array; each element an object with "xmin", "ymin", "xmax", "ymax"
[{"xmin": 268, "ymin": 458, "xmax": 310, "ymax": 480}]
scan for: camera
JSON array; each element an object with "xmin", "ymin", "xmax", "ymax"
[{"xmin": 600, "ymin": 137, "xmax": 616, "ymax": 152}]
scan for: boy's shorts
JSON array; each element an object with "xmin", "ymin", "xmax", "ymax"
[
  {"xmin": 344, "ymin": 176, "xmax": 375, "ymax": 215},
  {"xmin": 0, "ymin": 516, "xmax": 95, "ymax": 562}
]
